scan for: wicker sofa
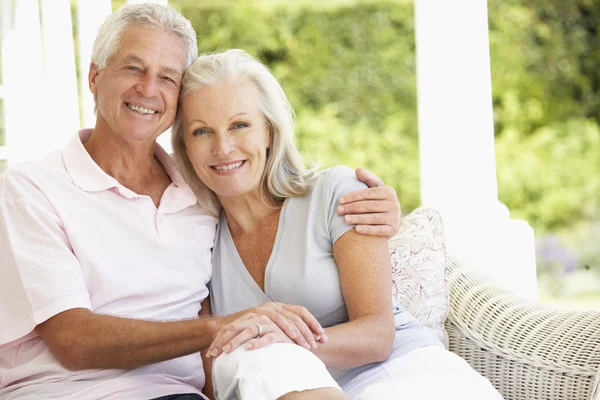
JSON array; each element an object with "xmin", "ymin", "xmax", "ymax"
[{"xmin": 445, "ymin": 257, "xmax": 600, "ymax": 400}]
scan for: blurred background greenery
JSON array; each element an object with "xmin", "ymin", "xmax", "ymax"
[{"xmin": 2, "ymin": 0, "xmax": 598, "ymax": 308}]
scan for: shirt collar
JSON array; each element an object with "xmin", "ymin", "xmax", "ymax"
[
  {"xmin": 62, "ymin": 129, "xmax": 119, "ymax": 193},
  {"xmin": 62, "ymin": 130, "xmax": 197, "ymax": 207}
]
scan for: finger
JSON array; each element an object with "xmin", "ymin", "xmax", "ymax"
[
  {"xmin": 355, "ymin": 224, "xmax": 397, "ymax": 237},
  {"xmin": 281, "ymin": 309, "xmax": 317, "ymax": 349},
  {"xmin": 282, "ymin": 304, "xmax": 324, "ymax": 338},
  {"xmin": 244, "ymin": 332, "xmax": 292, "ymax": 350},
  {"xmin": 207, "ymin": 320, "xmax": 255, "ymax": 357},
  {"xmin": 343, "ymin": 212, "xmax": 393, "ymax": 226},
  {"xmin": 266, "ymin": 310, "xmax": 299, "ymax": 341},
  {"xmin": 355, "ymin": 168, "xmax": 385, "ymax": 188},
  {"xmin": 219, "ymin": 324, "xmax": 262, "ymax": 355},
  {"xmin": 339, "ymin": 187, "xmax": 395, "ymax": 206},
  {"xmin": 316, "ymin": 332, "xmax": 328, "ymax": 343},
  {"xmin": 338, "ymin": 200, "xmax": 394, "ymax": 216}
]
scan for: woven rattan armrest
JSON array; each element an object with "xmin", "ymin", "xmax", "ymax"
[{"xmin": 444, "ymin": 257, "xmax": 600, "ymax": 400}]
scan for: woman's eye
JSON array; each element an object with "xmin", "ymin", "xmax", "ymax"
[
  {"xmin": 233, "ymin": 122, "xmax": 248, "ymax": 130},
  {"xmin": 193, "ymin": 128, "xmax": 209, "ymax": 136}
]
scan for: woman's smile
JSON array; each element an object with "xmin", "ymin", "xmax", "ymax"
[{"xmin": 210, "ymin": 160, "xmax": 247, "ymax": 175}]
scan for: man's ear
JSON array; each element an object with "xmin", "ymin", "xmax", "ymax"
[{"xmin": 88, "ymin": 62, "xmax": 99, "ymax": 95}]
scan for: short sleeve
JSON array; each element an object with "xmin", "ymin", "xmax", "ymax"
[
  {"xmin": 0, "ymin": 170, "xmax": 91, "ymax": 345},
  {"xmin": 322, "ymin": 166, "xmax": 368, "ymax": 244}
]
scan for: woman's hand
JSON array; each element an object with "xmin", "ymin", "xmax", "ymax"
[
  {"xmin": 337, "ymin": 168, "xmax": 401, "ymax": 237},
  {"xmin": 251, "ymin": 302, "xmax": 326, "ymax": 346},
  {"xmin": 206, "ymin": 313, "xmax": 293, "ymax": 358},
  {"xmin": 207, "ymin": 302, "xmax": 326, "ymax": 358}
]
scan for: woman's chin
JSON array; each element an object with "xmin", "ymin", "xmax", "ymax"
[{"xmin": 210, "ymin": 186, "xmax": 254, "ymax": 201}]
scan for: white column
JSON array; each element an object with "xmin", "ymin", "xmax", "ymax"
[
  {"xmin": 40, "ymin": 0, "xmax": 80, "ymax": 147},
  {"xmin": 3, "ymin": 0, "xmax": 47, "ymax": 166},
  {"xmin": 414, "ymin": 0, "xmax": 537, "ymax": 299},
  {"xmin": 77, "ymin": 0, "xmax": 111, "ymax": 128}
]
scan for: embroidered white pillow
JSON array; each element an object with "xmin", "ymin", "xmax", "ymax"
[{"xmin": 388, "ymin": 207, "xmax": 449, "ymax": 346}]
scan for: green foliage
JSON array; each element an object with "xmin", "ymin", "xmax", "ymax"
[
  {"xmin": 488, "ymin": 0, "xmax": 600, "ymax": 133},
  {"xmin": 488, "ymin": 0, "xmax": 600, "ymax": 236},
  {"xmin": 295, "ymin": 109, "xmax": 420, "ymax": 207},
  {"xmin": 496, "ymin": 119, "xmax": 600, "ymax": 233}
]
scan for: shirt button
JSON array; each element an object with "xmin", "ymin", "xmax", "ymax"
[{"xmin": 134, "ymin": 197, "xmax": 142, "ymax": 203}]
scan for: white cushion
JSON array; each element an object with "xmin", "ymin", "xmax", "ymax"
[{"xmin": 388, "ymin": 208, "xmax": 449, "ymax": 346}]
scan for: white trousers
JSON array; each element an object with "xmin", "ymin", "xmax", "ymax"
[
  {"xmin": 212, "ymin": 343, "xmax": 341, "ymax": 400},
  {"xmin": 212, "ymin": 344, "xmax": 504, "ymax": 400},
  {"xmin": 352, "ymin": 346, "xmax": 504, "ymax": 400}
]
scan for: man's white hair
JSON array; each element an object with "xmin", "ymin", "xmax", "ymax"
[{"xmin": 91, "ymin": 3, "xmax": 198, "ymax": 70}]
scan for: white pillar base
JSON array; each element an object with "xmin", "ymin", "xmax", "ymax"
[{"xmin": 442, "ymin": 205, "xmax": 538, "ymax": 300}]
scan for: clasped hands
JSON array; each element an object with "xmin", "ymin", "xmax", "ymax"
[{"xmin": 206, "ymin": 302, "xmax": 325, "ymax": 358}]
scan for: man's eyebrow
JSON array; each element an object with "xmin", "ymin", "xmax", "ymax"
[
  {"xmin": 122, "ymin": 54, "xmax": 182, "ymax": 76},
  {"xmin": 161, "ymin": 66, "xmax": 183, "ymax": 77}
]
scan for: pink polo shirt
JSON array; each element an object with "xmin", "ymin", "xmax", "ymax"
[{"xmin": 0, "ymin": 130, "xmax": 216, "ymax": 399}]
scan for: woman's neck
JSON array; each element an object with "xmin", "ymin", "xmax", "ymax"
[{"xmin": 220, "ymin": 190, "xmax": 283, "ymax": 235}]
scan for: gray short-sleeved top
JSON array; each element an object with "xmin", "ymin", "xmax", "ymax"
[{"xmin": 210, "ymin": 166, "xmax": 441, "ymax": 393}]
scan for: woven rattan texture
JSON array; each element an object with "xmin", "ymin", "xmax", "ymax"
[{"xmin": 445, "ymin": 258, "xmax": 600, "ymax": 400}]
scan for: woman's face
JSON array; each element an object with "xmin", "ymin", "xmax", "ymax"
[{"xmin": 181, "ymin": 79, "xmax": 271, "ymax": 200}]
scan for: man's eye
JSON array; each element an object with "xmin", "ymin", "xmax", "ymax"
[
  {"xmin": 127, "ymin": 66, "xmax": 140, "ymax": 72},
  {"xmin": 162, "ymin": 76, "xmax": 176, "ymax": 84}
]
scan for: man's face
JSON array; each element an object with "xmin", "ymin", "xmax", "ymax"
[{"xmin": 89, "ymin": 26, "xmax": 187, "ymax": 143}]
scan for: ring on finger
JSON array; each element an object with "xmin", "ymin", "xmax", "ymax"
[{"xmin": 254, "ymin": 323, "xmax": 263, "ymax": 339}]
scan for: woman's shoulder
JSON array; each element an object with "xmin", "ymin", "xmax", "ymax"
[
  {"xmin": 314, "ymin": 165, "xmax": 358, "ymax": 188},
  {"xmin": 313, "ymin": 166, "xmax": 366, "ymax": 194}
]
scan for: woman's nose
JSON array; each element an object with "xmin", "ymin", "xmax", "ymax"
[{"xmin": 212, "ymin": 133, "xmax": 235, "ymax": 156}]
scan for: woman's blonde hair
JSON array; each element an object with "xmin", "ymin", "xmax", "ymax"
[{"xmin": 172, "ymin": 49, "xmax": 318, "ymax": 217}]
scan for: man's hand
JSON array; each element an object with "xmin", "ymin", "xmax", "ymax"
[
  {"xmin": 338, "ymin": 168, "xmax": 401, "ymax": 237},
  {"xmin": 207, "ymin": 302, "xmax": 326, "ymax": 358}
]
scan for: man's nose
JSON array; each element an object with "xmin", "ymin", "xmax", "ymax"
[{"xmin": 136, "ymin": 73, "xmax": 159, "ymax": 97}]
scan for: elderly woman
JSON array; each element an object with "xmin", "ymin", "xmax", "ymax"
[{"xmin": 172, "ymin": 50, "xmax": 503, "ymax": 400}]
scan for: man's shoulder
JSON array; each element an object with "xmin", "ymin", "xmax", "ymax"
[{"xmin": 1, "ymin": 150, "xmax": 70, "ymax": 199}]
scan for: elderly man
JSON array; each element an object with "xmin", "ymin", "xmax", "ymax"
[{"xmin": 0, "ymin": 4, "xmax": 400, "ymax": 400}]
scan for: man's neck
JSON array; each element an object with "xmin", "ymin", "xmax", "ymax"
[{"xmin": 83, "ymin": 125, "xmax": 171, "ymax": 199}]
